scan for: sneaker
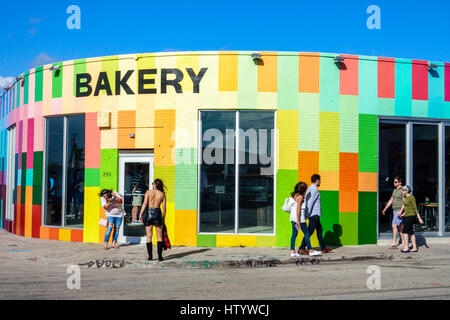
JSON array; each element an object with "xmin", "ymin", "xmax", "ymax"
[
  {"xmin": 298, "ymin": 249, "xmax": 309, "ymax": 256},
  {"xmin": 291, "ymin": 253, "xmax": 301, "ymax": 258},
  {"xmin": 321, "ymin": 247, "xmax": 334, "ymax": 254},
  {"xmin": 309, "ymin": 250, "xmax": 322, "ymax": 256}
]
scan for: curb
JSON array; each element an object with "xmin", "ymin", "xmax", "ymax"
[{"xmin": 78, "ymin": 254, "xmax": 396, "ymax": 270}]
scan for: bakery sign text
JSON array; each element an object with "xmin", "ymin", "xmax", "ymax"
[{"xmin": 75, "ymin": 68, "xmax": 208, "ymax": 97}]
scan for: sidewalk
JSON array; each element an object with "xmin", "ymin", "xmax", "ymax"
[{"xmin": 1, "ymin": 229, "xmax": 449, "ymax": 270}]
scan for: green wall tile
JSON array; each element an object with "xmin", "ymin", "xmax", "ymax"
[
  {"xmin": 52, "ymin": 62, "xmax": 63, "ymax": 99},
  {"xmin": 85, "ymin": 168, "xmax": 100, "ymax": 187},
  {"xmin": 319, "ymin": 191, "xmax": 340, "ymax": 246},
  {"xmin": 100, "ymin": 149, "xmax": 118, "ymax": 190},
  {"xmin": 26, "ymin": 169, "xmax": 33, "ymax": 187},
  {"xmin": 358, "ymin": 114, "xmax": 378, "ymax": 172},
  {"xmin": 299, "ymin": 93, "xmax": 319, "ymax": 151},
  {"xmin": 378, "ymin": 98, "xmax": 395, "ymax": 116},
  {"xmin": 320, "ymin": 54, "xmax": 339, "ymax": 112},
  {"xmin": 358, "ymin": 192, "xmax": 377, "ymax": 244},
  {"xmin": 24, "ymin": 71, "xmax": 29, "ymax": 105},
  {"xmin": 339, "ymin": 211, "xmax": 358, "ymax": 245},
  {"xmin": 359, "ymin": 56, "xmax": 378, "ymax": 115},
  {"xmin": 238, "ymin": 54, "xmax": 257, "ymax": 108},
  {"xmin": 275, "ymin": 169, "xmax": 298, "ymax": 247},
  {"xmin": 412, "ymin": 100, "xmax": 428, "ymax": 117},
  {"xmin": 175, "ymin": 162, "xmax": 197, "ymax": 210},
  {"xmin": 277, "ymin": 54, "xmax": 299, "ymax": 110},
  {"xmin": 35, "ymin": 66, "xmax": 43, "ymax": 102},
  {"xmin": 428, "ymin": 62, "xmax": 444, "ymax": 119},
  {"xmin": 16, "ymin": 78, "xmax": 20, "ymax": 108},
  {"xmin": 197, "ymin": 234, "xmax": 216, "ymax": 247},
  {"xmin": 32, "ymin": 151, "xmax": 43, "ymax": 205}
]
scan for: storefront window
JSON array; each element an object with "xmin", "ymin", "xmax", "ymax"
[
  {"xmin": 199, "ymin": 110, "xmax": 275, "ymax": 234},
  {"xmin": 413, "ymin": 124, "xmax": 439, "ymax": 232},
  {"xmin": 378, "ymin": 123, "xmax": 406, "ymax": 233},
  {"xmin": 238, "ymin": 112, "xmax": 274, "ymax": 233},
  {"xmin": 44, "ymin": 115, "xmax": 85, "ymax": 228},
  {"xmin": 199, "ymin": 111, "xmax": 236, "ymax": 233},
  {"xmin": 65, "ymin": 115, "xmax": 85, "ymax": 228},
  {"xmin": 45, "ymin": 117, "xmax": 64, "ymax": 226}
]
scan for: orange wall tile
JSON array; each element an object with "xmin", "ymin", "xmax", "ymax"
[
  {"xmin": 258, "ymin": 52, "xmax": 277, "ymax": 92},
  {"xmin": 359, "ymin": 172, "xmax": 378, "ymax": 192},
  {"xmin": 299, "ymin": 53, "xmax": 320, "ymax": 93},
  {"xmin": 155, "ymin": 109, "xmax": 176, "ymax": 166},
  {"xmin": 339, "ymin": 153, "xmax": 359, "ymax": 191},
  {"xmin": 340, "ymin": 55, "xmax": 359, "ymax": 95},
  {"xmin": 117, "ymin": 110, "xmax": 136, "ymax": 149},
  {"xmin": 219, "ymin": 53, "xmax": 238, "ymax": 91},
  {"xmin": 339, "ymin": 191, "xmax": 359, "ymax": 212},
  {"xmin": 298, "ymin": 151, "xmax": 319, "ymax": 184}
]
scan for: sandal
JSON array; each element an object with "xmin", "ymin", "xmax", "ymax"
[
  {"xmin": 410, "ymin": 249, "xmax": 418, "ymax": 253},
  {"xmin": 401, "ymin": 249, "xmax": 410, "ymax": 253},
  {"xmin": 389, "ymin": 244, "xmax": 398, "ymax": 249}
]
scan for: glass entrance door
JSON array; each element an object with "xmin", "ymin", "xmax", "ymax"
[{"xmin": 118, "ymin": 153, "xmax": 154, "ymax": 244}]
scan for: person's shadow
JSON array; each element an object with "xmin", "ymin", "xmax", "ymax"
[{"xmin": 324, "ymin": 224, "xmax": 343, "ymax": 248}]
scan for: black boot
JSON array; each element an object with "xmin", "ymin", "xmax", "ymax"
[
  {"xmin": 157, "ymin": 241, "xmax": 164, "ymax": 261},
  {"xmin": 146, "ymin": 242, "xmax": 153, "ymax": 261}
]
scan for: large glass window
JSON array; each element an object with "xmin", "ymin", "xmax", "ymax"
[
  {"xmin": 199, "ymin": 110, "xmax": 275, "ymax": 234},
  {"xmin": 45, "ymin": 117, "xmax": 64, "ymax": 226},
  {"xmin": 378, "ymin": 123, "xmax": 406, "ymax": 233},
  {"xmin": 238, "ymin": 112, "xmax": 274, "ymax": 233},
  {"xmin": 413, "ymin": 124, "xmax": 439, "ymax": 232},
  {"xmin": 44, "ymin": 115, "xmax": 85, "ymax": 228},
  {"xmin": 199, "ymin": 111, "xmax": 236, "ymax": 233},
  {"xmin": 65, "ymin": 115, "xmax": 85, "ymax": 228}
]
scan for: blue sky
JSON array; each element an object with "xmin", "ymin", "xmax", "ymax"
[{"xmin": 1, "ymin": 0, "xmax": 449, "ymax": 80}]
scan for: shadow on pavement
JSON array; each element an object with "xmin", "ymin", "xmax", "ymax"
[{"xmin": 164, "ymin": 248, "xmax": 211, "ymax": 260}]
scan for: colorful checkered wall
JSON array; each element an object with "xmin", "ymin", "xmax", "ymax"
[{"xmin": 1, "ymin": 52, "xmax": 449, "ymax": 247}]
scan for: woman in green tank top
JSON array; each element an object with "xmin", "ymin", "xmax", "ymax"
[{"xmin": 398, "ymin": 185, "xmax": 424, "ymax": 253}]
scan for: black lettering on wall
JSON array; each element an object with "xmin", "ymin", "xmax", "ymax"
[
  {"xmin": 76, "ymin": 73, "xmax": 92, "ymax": 97},
  {"xmin": 94, "ymin": 72, "xmax": 113, "ymax": 96},
  {"xmin": 186, "ymin": 68, "xmax": 207, "ymax": 93},
  {"xmin": 138, "ymin": 69, "xmax": 157, "ymax": 94},
  {"xmin": 115, "ymin": 70, "xmax": 135, "ymax": 95},
  {"xmin": 161, "ymin": 68, "xmax": 183, "ymax": 94}
]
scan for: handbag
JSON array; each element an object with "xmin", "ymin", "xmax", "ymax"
[
  {"xmin": 99, "ymin": 218, "xmax": 107, "ymax": 227},
  {"xmin": 282, "ymin": 197, "xmax": 295, "ymax": 213}
]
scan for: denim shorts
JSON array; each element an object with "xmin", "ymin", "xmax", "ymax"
[{"xmin": 392, "ymin": 210, "xmax": 404, "ymax": 226}]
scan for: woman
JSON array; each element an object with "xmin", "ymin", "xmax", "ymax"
[
  {"xmin": 289, "ymin": 182, "xmax": 322, "ymax": 257},
  {"xmin": 398, "ymin": 185, "xmax": 424, "ymax": 253},
  {"xmin": 139, "ymin": 179, "xmax": 167, "ymax": 261},
  {"xmin": 100, "ymin": 189, "xmax": 124, "ymax": 250},
  {"xmin": 381, "ymin": 176, "xmax": 404, "ymax": 248}
]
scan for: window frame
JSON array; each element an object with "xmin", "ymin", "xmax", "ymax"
[{"xmin": 197, "ymin": 109, "xmax": 277, "ymax": 236}]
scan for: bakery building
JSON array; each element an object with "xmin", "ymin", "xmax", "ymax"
[{"xmin": 1, "ymin": 51, "xmax": 449, "ymax": 247}]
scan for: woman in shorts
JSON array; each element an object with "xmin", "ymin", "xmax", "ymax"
[
  {"xmin": 139, "ymin": 179, "xmax": 166, "ymax": 261},
  {"xmin": 398, "ymin": 185, "xmax": 424, "ymax": 253}
]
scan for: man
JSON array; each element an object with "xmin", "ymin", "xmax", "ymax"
[
  {"xmin": 130, "ymin": 167, "xmax": 147, "ymax": 224},
  {"xmin": 381, "ymin": 176, "xmax": 404, "ymax": 248},
  {"xmin": 298, "ymin": 174, "xmax": 333, "ymax": 255}
]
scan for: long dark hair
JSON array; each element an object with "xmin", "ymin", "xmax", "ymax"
[
  {"xmin": 99, "ymin": 189, "xmax": 112, "ymax": 197},
  {"xmin": 153, "ymin": 179, "xmax": 166, "ymax": 193},
  {"xmin": 291, "ymin": 182, "xmax": 308, "ymax": 198}
]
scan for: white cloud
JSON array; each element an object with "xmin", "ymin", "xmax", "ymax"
[
  {"xmin": 28, "ymin": 53, "xmax": 59, "ymax": 69},
  {"xmin": 29, "ymin": 17, "xmax": 44, "ymax": 24},
  {"xmin": 0, "ymin": 76, "xmax": 15, "ymax": 89}
]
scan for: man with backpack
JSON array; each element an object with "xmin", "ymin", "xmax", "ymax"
[{"xmin": 298, "ymin": 174, "xmax": 334, "ymax": 255}]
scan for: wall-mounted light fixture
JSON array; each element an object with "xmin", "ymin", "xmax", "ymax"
[
  {"xmin": 251, "ymin": 53, "xmax": 261, "ymax": 60},
  {"xmin": 334, "ymin": 55, "xmax": 345, "ymax": 63},
  {"xmin": 16, "ymin": 75, "xmax": 24, "ymax": 82},
  {"xmin": 428, "ymin": 62, "xmax": 438, "ymax": 70},
  {"xmin": 129, "ymin": 133, "xmax": 135, "ymax": 139},
  {"xmin": 49, "ymin": 65, "xmax": 61, "ymax": 71}
]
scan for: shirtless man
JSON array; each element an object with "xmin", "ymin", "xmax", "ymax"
[{"xmin": 139, "ymin": 179, "xmax": 166, "ymax": 261}]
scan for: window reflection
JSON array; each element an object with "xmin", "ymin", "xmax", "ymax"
[
  {"xmin": 378, "ymin": 123, "xmax": 406, "ymax": 233},
  {"xmin": 45, "ymin": 117, "xmax": 64, "ymax": 226},
  {"xmin": 413, "ymin": 124, "xmax": 439, "ymax": 232},
  {"xmin": 65, "ymin": 115, "xmax": 85, "ymax": 228}
]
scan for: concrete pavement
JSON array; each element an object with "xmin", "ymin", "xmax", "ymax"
[{"xmin": 1, "ymin": 229, "xmax": 449, "ymax": 270}]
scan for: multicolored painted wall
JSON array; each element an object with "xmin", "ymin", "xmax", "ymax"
[{"xmin": 1, "ymin": 52, "xmax": 449, "ymax": 247}]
